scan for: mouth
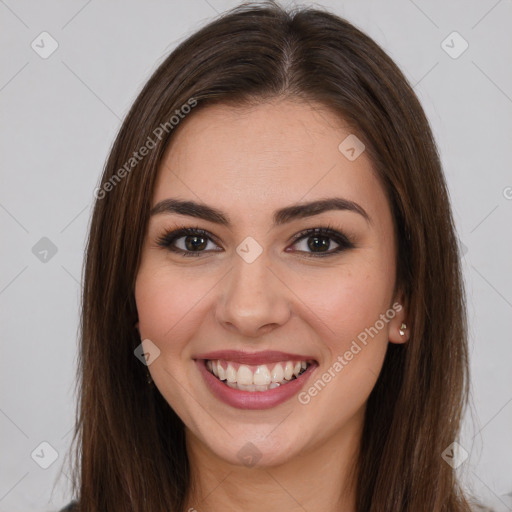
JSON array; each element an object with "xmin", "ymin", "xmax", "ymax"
[
  {"xmin": 193, "ymin": 350, "xmax": 318, "ymax": 410},
  {"xmin": 205, "ymin": 359, "xmax": 313, "ymax": 392}
]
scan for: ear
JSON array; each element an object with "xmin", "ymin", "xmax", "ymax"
[{"xmin": 388, "ymin": 290, "xmax": 410, "ymax": 344}]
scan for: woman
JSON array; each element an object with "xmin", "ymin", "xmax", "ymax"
[{"xmin": 60, "ymin": 1, "xmax": 481, "ymax": 510}]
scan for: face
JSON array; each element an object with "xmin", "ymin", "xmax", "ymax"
[{"xmin": 135, "ymin": 98, "xmax": 408, "ymax": 468}]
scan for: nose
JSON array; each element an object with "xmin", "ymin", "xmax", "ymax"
[{"xmin": 215, "ymin": 249, "xmax": 292, "ymax": 338}]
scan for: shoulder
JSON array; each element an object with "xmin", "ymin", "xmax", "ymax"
[{"xmin": 58, "ymin": 500, "xmax": 79, "ymax": 511}]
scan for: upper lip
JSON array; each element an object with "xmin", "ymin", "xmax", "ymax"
[{"xmin": 194, "ymin": 350, "xmax": 317, "ymax": 366}]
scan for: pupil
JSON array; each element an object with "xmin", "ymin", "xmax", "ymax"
[
  {"xmin": 185, "ymin": 235, "xmax": 207, "ymax": 251},
  {"xmin": 308, "ymin": 236, "xmax": 329, "ymax": 252}
]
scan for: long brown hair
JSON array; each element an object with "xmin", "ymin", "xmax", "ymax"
[{"xmin": 66, "ymin": 1, "xmax": 474, "ymax": 510}]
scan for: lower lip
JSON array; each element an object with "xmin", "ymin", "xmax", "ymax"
[{"xmin": 196, "ymin": 359, "xmax": 317, "ymax": 410}]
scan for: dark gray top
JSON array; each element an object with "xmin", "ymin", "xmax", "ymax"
[{"xmin": 59, "ymin": 501, "xmax": 78, "ymax": 511}]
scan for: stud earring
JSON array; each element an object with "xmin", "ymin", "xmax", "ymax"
[{"xmin": 399, "ymin": 322, "xmax": 407, "ymax": 336}]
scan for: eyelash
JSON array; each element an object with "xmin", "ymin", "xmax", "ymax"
[{"xmin": 155, "ymin": 224, "xmax": 355, "ymax": 258}]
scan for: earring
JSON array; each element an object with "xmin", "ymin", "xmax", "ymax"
[{"xmin": 399, "ymin": 322, "xmax": 407, "ymax": 336}]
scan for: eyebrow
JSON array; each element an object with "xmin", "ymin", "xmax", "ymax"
[{"xmin": 150, "ymin": 197, "xmax": 372, "ymax": 227}]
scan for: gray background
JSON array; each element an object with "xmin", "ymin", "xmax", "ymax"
[{"xmin": 1, "ymin": 0, "xmax": 511, "ymax": 510}]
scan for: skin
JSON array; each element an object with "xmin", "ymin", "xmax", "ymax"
[{"xmin": 134, "ymin": 98, "xmax": 409, "ymax": 512}]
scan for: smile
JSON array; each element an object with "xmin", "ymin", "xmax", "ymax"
[
  {"xmin": 206, "ymin": 359, "xmax": 311, "ymax": 391},
  {"xmin": 195, "ymin": 353, "xmax": 318, "ymax": 410}
]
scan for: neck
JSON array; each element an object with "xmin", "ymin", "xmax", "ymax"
[{"xmin": 183, "ymin": 410, "xmax": 363, "ymax": 512}]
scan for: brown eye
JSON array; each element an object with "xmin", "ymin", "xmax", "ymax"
[
  {"xmin": 287, "ymin": 227, "xmax": 354, "ymax": 257},
  {"xmin": 183, "ymin": 234, "xmax": 208, "ymax": 251},
  {"xmin": 156, "ymin": 228, "xmax": 221, "ymax": 257}
]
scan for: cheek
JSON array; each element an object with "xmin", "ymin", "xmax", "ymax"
[
  {"xmin": 291, "ymin": 261, "xmax": 394, "ymax": 353},
  {"xmin": 134, "ymin": 262, "xmax": 214, "ymax": 355}
]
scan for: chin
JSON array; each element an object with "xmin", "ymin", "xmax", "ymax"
[{"xmin": 203, "ymin": 423, "xmax": 309, "ymax": 469}]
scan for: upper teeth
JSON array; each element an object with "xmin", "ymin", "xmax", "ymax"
[{"xmin": 206, "ymin": 360, "xmax": 308, "ymax": 386}]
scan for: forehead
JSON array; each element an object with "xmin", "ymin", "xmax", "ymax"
[{"xmin": 153, "ymin": 99, "xmax": 389, "ymax": 227}]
